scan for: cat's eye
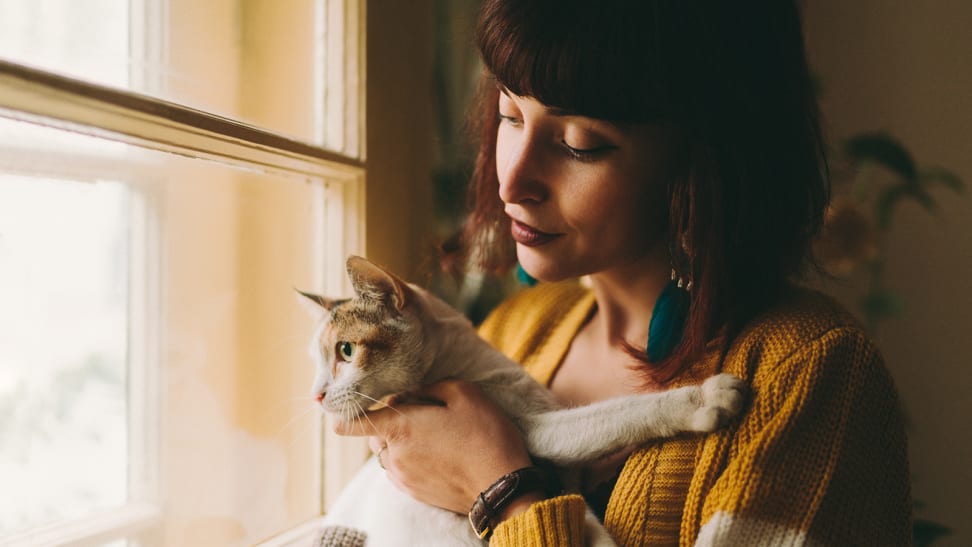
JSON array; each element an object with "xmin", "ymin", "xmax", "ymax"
[{"xmin": 337, "ymin": 341, "xmax": 356, "ymax": 361}]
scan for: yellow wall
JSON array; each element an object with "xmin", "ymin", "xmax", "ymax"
[
  {"xmin": 364, "ymin": 0, "xmax": 436, "ymax": 281},
  {"xmin": 805, "ymin": 3, "xmax": 972, "ymax": 544}
]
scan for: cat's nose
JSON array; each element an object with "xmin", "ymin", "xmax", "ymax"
[{"xmin": 315, "ymin": 391, "xmax": 325, "ymax": 404}]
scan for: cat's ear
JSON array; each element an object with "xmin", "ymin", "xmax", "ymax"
[
  {"xmin": 346, "ymin": 255, "xmax": 411, "ymax": 311},
  {"xmin": 295, "ymin": 289, "xmax": 345, "ymax": 318}
]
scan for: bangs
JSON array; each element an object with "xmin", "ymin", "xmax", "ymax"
[{"xmin": 476, "ymin": 1, "xmax": 674, "ymax": 123}]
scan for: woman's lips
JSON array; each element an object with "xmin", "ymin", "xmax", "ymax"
[{"xmin": 510, "ymin": 219, "xmax": 561, "ymax": 247}]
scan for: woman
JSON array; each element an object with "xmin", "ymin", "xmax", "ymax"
[{"xmin": 338, "ymin": 0, "xmax": 912, "ymax": 544}]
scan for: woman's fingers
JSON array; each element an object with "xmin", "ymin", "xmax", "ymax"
[
  {"xmin": 367, "ymin": 436, "xmax": 384, "ymax": 454},
  {"xmin": 335, "ymin": 380, "xmax": 466, "ymax": 437}
]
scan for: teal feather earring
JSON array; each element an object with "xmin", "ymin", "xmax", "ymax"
[
  {"xmin": 647, "ymin": 270, "xmax": 691, "ymax": 362},
  {"xmin": 515, "ymin": 262, "xmax": 538, "ymax": 287}
]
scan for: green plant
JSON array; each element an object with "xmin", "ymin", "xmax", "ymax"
[
  {"xmin": 815, "ymin": 131, "xmax": 965, "ymax": 333},
  {"xmin": 914, "ymin": 513, "xmax": 952, "ymax": 547}
]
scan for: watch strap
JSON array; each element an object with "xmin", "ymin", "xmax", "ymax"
[{"xmin": 468, "ymin": 465, "xmax": 560, "ymax": 540}]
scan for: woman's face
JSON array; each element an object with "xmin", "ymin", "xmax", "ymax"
[{"xmin": 495, "ymin": 88, "xmax": 677, "ymax": 282}]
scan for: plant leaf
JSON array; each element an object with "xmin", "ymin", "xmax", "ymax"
[
  {"xmin": 908, "ymin": 186, "xmax": 938, "ymax": 214},
  {"xmin": 913, "ymin": 518, "xmax": 951, "ymax": 547},
  {"xmin": 919, "ymin": 166, "xmax": 966, "ymax": 195},
  {"xmin": 844, "ymin": 132, "xmax": 918, "ymax": 182},
  {"xmin": 875, "ymin": 183, "xmax": 941, "ymax": 229}
]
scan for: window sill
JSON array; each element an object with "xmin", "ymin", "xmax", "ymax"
[{"xmin": 1, "ymin": 503, "xmax": 161, "ymax": 547}]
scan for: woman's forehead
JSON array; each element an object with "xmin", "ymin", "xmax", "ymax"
[{"xmin": 499, "ymin": 85, "xmax": 658, "ymax": 135}]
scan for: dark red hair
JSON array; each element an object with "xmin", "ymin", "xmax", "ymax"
[{"xmin": 458, "ymin": 0, "xmax": 829, "ymax": 383}]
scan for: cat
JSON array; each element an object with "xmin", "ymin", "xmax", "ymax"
[{"xmin": 300, "ymin": 256, "xmax": 746, "ymax": 547}]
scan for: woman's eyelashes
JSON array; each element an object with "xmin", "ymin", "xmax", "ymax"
[
  {"xmin": 498, "ymin": 112, "xmax": 522, "ymax": 127},
  {"xmin": 560, "ymin": 140, "xmax": 616, "ymax": 162}
]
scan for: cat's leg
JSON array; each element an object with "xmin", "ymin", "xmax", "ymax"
[{"xmin": 518, "ymin": 373, "xmax": 746, "ymax": 465}]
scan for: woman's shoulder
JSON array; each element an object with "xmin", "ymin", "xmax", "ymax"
[
  {"xmin": 742, "ymin": 286, "xmax": 866, "ymax": 342},
  {"xmin": 723, "ymin": 286, "xmax": 883, "ymax": 381}
]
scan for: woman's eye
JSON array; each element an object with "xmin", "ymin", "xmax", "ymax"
[
  {"xmin": 561, "ymin": 140, "xmax": 614, "ymax": 162},
  {"xmin": 498, "ymin": 113, "xmax": 522, "ymax": 127},
  {"xmin": 337, "ymin": 341, "xmax": 355, "ymax": 361}
]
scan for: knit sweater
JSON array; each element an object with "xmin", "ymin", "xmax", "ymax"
[{"xmin": 478, "ymin": 281, "xmax": 912, "ymax": 546}]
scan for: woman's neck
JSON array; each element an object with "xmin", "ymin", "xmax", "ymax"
[
  {"xmin": 549, "ymin": 261, "xmax": 672, "ymax": 405},
  {"xmin": 586, "ymin": 256, "xmax": 671, "ymax": 350}
]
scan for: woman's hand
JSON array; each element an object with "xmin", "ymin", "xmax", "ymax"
[{"xmin": 333, "ymin": 378, "xmax": 534, "ymax": 514}]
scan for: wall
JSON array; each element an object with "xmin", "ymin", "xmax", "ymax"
[
  {"xmin": 365, "ymin": 0, "xmax": 437, "ymax": 280},
  {"xmin": 804, "ymin": 2, "xmax": 972, "ymax": 545}
]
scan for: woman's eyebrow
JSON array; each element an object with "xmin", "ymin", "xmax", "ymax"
[
  {"xmin": 545, "ymin": 105, "xmax": 577, "ymax": 117},
  {"xmin": 498, "ymin": 85, "xmax": 624, "ymax": 130},
  {"xmin": 499, "ymin": 85, "xmax": 574, "ymax": 116}
]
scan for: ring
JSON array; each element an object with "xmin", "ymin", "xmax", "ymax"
[{"xmin": 376, "ymin": 445, "xmax": 387, "ymax": 470}]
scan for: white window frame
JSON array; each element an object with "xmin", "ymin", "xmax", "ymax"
[{"xmin": 0, "ymin": 0, "xmax": 367, "ymax": 543}]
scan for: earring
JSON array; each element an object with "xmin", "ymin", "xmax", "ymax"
[
  {"xmin": 674, "ymin": 268, "xmax": 693, "ymax": 291},
  {"xmin": 647, "ymin": 268, "xmax": 691, "ymax": 362},
  {"xmin": 515, "ymin": 262, "xmax": 538, "ymax": 287}
]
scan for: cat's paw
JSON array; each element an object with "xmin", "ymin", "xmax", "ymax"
[{"xmin": 689, "ymin": 373, "xmax": 747, "ymax": 432}]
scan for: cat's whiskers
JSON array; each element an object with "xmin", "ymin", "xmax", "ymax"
[
  {"xmin": 340, "ymin": 400, "xmax": 360, "ymax": 433},
  {"xmin": 354, "ymin": 403, "xmax": 375, "ymax": 439},
  {"xmin": 353, "ymin": 391, "xmax": 406, "ymax": 419}
]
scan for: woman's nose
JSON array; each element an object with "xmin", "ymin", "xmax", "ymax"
[{"xmin": 497, "ymin": 129, "xmax": 548, "ymax": 205}]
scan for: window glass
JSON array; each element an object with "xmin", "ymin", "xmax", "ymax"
[
  {"xmin": 0, "ymin": 0, "xmax": 129, "ymax": 88},
  {"xmin": 0, "ymin": 174, "xmax": 129, "ymax": 535}
]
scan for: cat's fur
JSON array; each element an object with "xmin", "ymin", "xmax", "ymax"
[{"xmin": 302, "ymin": 256, "xmax": 746, "ymax": 546}]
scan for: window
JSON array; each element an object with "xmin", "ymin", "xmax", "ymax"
[
  {"xmin": 0, "ymin": 166, "xmax": 131, "ymax": 535},
  {"xmin": 0, "ymin": 0, "xmax": 365, "ymax": 545}
]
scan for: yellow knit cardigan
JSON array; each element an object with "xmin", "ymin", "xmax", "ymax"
[{"xmin": 477, "ymin": 281, "xmax": 912, "ymax": 546}]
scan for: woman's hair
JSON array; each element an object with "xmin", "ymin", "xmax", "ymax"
[{"xmin": 460, "ymin": 0, "xmax": 829, "ymax": 382}]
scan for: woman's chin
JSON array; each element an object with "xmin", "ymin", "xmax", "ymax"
[{"xmin": 516, "ymin": 251, "xmax": 578, "ymax": 283}]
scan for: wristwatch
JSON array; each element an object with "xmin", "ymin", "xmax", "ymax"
[{"xmin": 468, "ymin": 466, "xmax": 561, "ymax": 540}]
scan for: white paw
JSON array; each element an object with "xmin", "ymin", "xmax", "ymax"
[{"xmin": 689, "ymin": 373, "xmax": 747, "ymax": 432}]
